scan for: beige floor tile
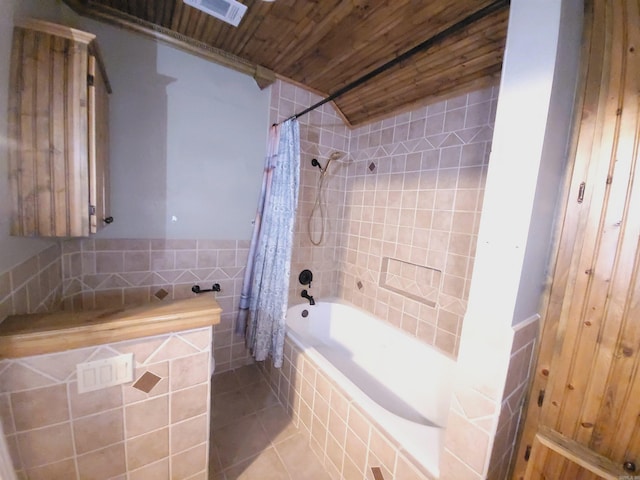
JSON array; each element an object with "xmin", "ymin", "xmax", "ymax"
[
  {"xmin": 234, "ymin": 364, "xmax": 263, "ymax": 387},
  {"xmin": 247, "ymin": 380, "xmax": 280, "ymax": 412},
  {"xmin": 211, "ymin": 389, "xmax": 256, "ymax": 428},
  {"xmin": 209, "ymin": 446, "xmax": 225, "ymax": 479},
  {"xmin": 256, "ymin": 405, "xmax": 298, "ymax": 445},
  {"xmin": 212, "ymin": 371, "xmax": 241, "ymax": 395},
  {"xmin": 276, "ymin": 433, "xmax": 331, "ymax": 480},
  {"xmin": 212, "ymin": 414, "xmax": 272, "ymax": 468},
  {"xmin": 223, "ymin": 447, "xmax": 289, "ymax": 480},
  {"xmin": 210, "ymin": 364, "xmax": 332, "ymax": 480},
  {"xmin": 209, "ymin": 468, "xmax": 226, "ymax": 480}
]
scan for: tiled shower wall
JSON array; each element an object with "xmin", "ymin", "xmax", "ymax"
[
  {"xmin": 341, "ymin": 88, "xmax": 497, "ymax": 357},
  {"xmin": 269, "ymin": 80, "xmax": 350, "ymax": 304},
  {"xmin": 60, "ymin": 238, "xmax": 251, "ymax": 373},
  {"xmin": 271, "ymin": 79, "xmax": 497, "ymax": 357}
]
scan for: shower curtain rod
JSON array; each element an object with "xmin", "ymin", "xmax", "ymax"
[{"xmin": 281, "ymin": 0, "xmax": 509, "ymax": 125}]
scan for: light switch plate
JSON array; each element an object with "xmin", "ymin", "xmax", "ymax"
[{"xmin": 77, "ymin": 353, "xmax": 134, "ymax": 393}]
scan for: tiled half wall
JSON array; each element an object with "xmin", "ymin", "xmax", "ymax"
[
  {"xmin": 0, "ymin": 237, "xmax": 252, "ymax": 375},
  {"xmin": 0, "ymin": 327, "xmax": 212, "ymax": 480},
  {"xmin": 60, "ymin": 238, "xmax": 252, "ymax": 373},
  {"xmin": 0, "ymin": 244, "xmax": 62, "ymax": 322}
]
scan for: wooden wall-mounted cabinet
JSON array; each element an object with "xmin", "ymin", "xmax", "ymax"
[{"xmin": 8, "ymin": 18, "xmax": 112, "ymax": 237}]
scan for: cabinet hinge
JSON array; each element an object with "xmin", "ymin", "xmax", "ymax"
[
  {"xmin": 87, "ymin": 74, "xmax": 95, "ymax": 87},
  {"xmin": 537, "ymin": 389, "xmax": 545, "ymax": 407},
  {"xmin": 89, "ymin": 205, "xmax": 96, "ymax": 215},
  {"xmin": 524, "ymin": 445, "xmax": 532, "ymax": 461}
]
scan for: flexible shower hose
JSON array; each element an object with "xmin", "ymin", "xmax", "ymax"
[{"xmin": 308, "ymin": 168, "xmax": 329, "ymax": 246}]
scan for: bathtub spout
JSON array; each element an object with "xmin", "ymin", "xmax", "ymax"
[{"xmin": 301, "ymin": 289, "xmax": 315, "ymax": 305}]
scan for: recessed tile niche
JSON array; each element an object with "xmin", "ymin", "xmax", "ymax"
[{"xmin": 380, "ymin": 257, "xmax": 441, "ymax": 307}]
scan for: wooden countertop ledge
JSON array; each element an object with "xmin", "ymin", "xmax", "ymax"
[{"xmin": 0, "ymin": 296, "xmax": 221, "ymax": 359}]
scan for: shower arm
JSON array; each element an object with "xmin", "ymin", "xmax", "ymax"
[{"xmin": 311, "ymin": 158, "xmax": 325, "ymax": 173}]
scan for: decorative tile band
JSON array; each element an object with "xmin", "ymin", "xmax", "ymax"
[{"xmin": 60, "ymin": 238, "xmax": 252, "ymax": 374}]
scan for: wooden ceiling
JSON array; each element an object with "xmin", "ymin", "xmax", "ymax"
[{"xmin": 63, "ymin": 0, "xmax": 509, "ymax": 126}]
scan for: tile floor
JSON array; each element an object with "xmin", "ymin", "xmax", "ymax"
[{"xmin": 209, "ymin": 363, "xmax": 331, "ymax": 480}]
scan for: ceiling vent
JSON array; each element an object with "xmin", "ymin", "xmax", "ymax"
[{"xmin": 183, "ymin": 0, "xmax": 247, "ymax": 27}]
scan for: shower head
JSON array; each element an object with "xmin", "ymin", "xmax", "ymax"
[
  {"xmin": 310, "ymin": 152, "xmax": 348, "ymax": 175},
  {"xmin": 324, "ymin": 151, "xmax": 347, "ymax": 172}
]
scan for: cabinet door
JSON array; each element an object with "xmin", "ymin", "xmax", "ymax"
[
  {"xmin": 8, "ymin": 27, "xmax": 90, "ymax": 237},
  {"xmin": 87, "ymin": 54, "xmax": 111, "ymax": 234},
  {"xmin": 515, "ymin": 1, "xmax": 640, "ymax": 478},
  {"xmin": 8, "ymin": 19, "xmax": 110, "ymax": 237}
]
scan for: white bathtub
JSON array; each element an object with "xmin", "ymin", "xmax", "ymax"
[{"xmin": 285, "ymin": 298, "xmax": 455, "ymax": 478}]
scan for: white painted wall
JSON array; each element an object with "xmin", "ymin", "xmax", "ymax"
[
  {"xmin": 1, "ymin": 0, "xmax": 269, "ymax": 274},
  {"xmin": 443, "ymin": 2, "xmax": 584, "ymax": 476},
  {"xmin": 512, "ymin": 0, "xmax": 584, "ymax": 323},
  {"xmin": 65, "ymin": 9, "xmax": 271, "ymax": 240},
  {"xmin": 464, "ymin": 0, "xmax": 583, "ymax": 329},
  {"xmin": 0, "ymin": 0, "xmax": 63, "ymax": 272}
]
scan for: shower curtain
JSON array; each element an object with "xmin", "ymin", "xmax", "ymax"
[{"xmin": 236, "ymin": 119, "xmax": 300, "ymax": 367}]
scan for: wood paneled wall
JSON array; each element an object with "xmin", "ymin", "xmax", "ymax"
[{"xmin": 514, "ymin": 1, "xmax": 640, "ymax": 478}]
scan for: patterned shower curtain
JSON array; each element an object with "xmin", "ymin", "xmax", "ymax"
[{"xmin": 236, "ymin": 119, "xmax": 300, "ymax": 367}]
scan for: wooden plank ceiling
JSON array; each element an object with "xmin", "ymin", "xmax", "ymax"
[{"xmin": 63, "ymin": 0, "xmax": 509, "ymax": 126}]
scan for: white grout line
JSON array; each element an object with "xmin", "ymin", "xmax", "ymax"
[{"xmin": 64, "ymin": 381, "xmax": 82, "ymax": 480}]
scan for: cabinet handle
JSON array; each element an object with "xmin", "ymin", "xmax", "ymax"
[
  {"xmin": 623, "ymin": 461, "xmax": 636, "ymax": 472},
  {"xmin": 104, "ymin": 216, "xmax": 114, "ymax": 224}
]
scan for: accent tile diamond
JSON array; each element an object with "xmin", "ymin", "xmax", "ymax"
[
  {"xmin": 154, "ymin": 288, "xmax": 169, "ymax": 300},
  {"xmin": 132, "ymin": 371, "xmax": 162, "ymax": 394}
]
